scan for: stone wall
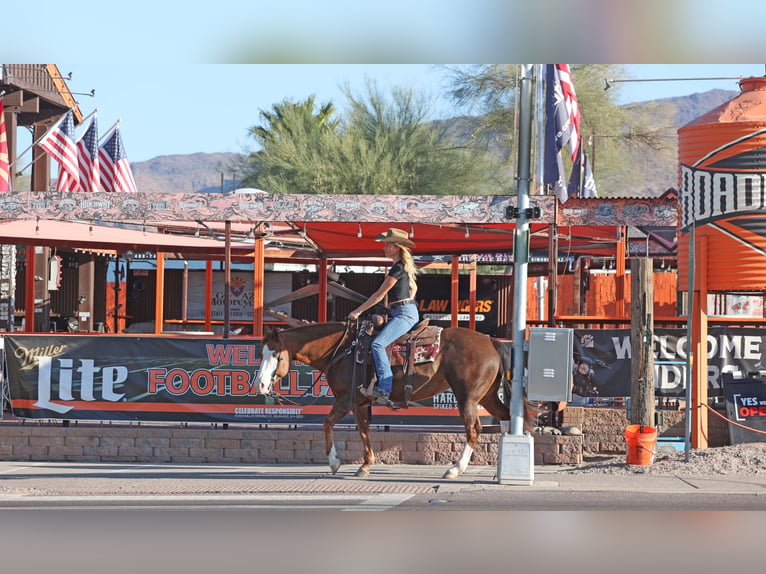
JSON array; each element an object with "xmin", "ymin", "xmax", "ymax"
[
  {"xmin": 564, "ymin": 406, "xmax": 729, "ymax": 454},
  {"xmin": 0, "ymin": 405, "xmax": 732, "ymax": 466},
  {"xmin": 0, "ymin": 421, "xmax": 582, "ymax": 466}
]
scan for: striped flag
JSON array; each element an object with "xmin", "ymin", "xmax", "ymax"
[
  {"xmin": 543, "ymin": 64, "xmax": 582, "ymax": 203},
  {"xmin": 76, "ymin": 117, "xmax": 100, "ymax": 191},
  {"xmin": 554, "ymin": 65, "xmax": 581, "ymax": 161},
  {"xmin": 0, "ymin": 101, "xmax": 9, "ymax": 192},
  {"xmin": 38, "ymin": 110, "xmax": 79, "ymax": 192},
  {"xmin": 98, "ymin": 126, "xmax": 137, "ymax": 193},
  {"xmin": 567, "ymin": 136, "xmax": 598, "ymax": 199}
]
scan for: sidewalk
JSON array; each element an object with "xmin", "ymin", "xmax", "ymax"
[{"xmin": 2, "ymin": 459, "xmax": 765, "ymax": 499}]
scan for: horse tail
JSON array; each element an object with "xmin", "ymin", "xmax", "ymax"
[
  {"xmin": 491, "ymin": 338, "xmax": 537, "ymax": 432},
  {"xmin": 490, "ymin": 338, "xmax": 512, "ymax": 407}
]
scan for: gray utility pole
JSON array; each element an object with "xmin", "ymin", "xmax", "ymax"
[{"xmin": 510, "ymin": 64, "xmax": 535, "ymax": 435}]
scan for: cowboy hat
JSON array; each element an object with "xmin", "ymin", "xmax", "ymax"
[{"xmin": 374, "ymin": 227, "xmax": 415, "ymax": 248}]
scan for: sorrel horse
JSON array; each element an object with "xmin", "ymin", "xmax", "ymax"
[{"xmin": 254, "ymin": 321, "xmax": 534, "ymax": 478}]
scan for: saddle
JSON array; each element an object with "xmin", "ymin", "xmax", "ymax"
[{"xmin": 354, "ymin": 317, "xmax": 442, "ymax": 406}]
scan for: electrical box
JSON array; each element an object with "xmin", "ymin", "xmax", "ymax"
[
  {"xmin": 497, "ymin": 433, "xmax": 534, "ymax": 485},
  {"xmin": 527, "ymin": 327, "xmax": 573, "ymax": 402}
]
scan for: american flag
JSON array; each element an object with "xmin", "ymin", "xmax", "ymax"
[
  {"xmin": 38, "ymin": 110, "xmax": 79, "ymax": 192},
  {"xmin": 554, "ymin": 64, "xmax": 581, "ymax": 161},
  {"xmin": 98, "ymin": 126, "xmax": 137, "ymax": 193},
  {"xmin": 543, "ymin": 64, "xmax": 583, "ymax": 203},
  {"xmin": 567, "ymin": 135, "xmax": 598, "ymax": 199},
  {"xmin": 0, "ymin": 101, "xmax": 9, "ymax": 192},
  {"xmin": 76, "ymin": 117, "xmax": 100, "ymax": 192}
]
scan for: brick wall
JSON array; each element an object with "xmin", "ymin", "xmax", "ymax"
[
  {"xmin": 0, "ymin": 421, "xmax": 582, "ymax": 466},
  {"xmin": 570, "ymin": 406, "xmax": 729, "ymax": 454},
  {"xmin": 1, "ymin": 404, "xmax": 732, "ymax": 465}
]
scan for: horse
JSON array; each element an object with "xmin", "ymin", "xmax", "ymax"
[{"xmin": 254, "ymin": 321, "xmax": 535, "ymax": 479}]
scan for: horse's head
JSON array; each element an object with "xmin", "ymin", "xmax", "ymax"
[{"xmin": 255, "ymin": 327, "xmax": 290, "ymax": 395}]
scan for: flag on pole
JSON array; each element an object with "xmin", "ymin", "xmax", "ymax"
[
  {"xmin": 38, "ymin": 110, "xmax": 79, "ymax": 192},
  {"xmin": 76, "ymin": 116, "xmax": 100, "ymax": 192},
  {"xmin": 582, "ymin": 150, "xmax": 597, "ymax": 198},
  {"xmin": 543, "ymin": 64, "xmax": 583, "ymax": 203},
  {"xmin": 567, "ymin": 135, "xmax": 597, "ymax": 199},
  {"xmin": 98, "ymin": 126, "xmax": 137, "ymax": 193},
  {"xmin": 0, "ymin": 101, "xmax": 9, "ymax": 192},
  {"xmin": 555, "ymin": 65, "xmax": 581, "ymax": 161}
]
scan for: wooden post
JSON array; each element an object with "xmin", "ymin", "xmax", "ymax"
[
  {"xmin": 252, "ymin": 231, "xmax": 264, "ymax": 337},
  {"xmin": 468, "ymin": 255, "xmax": 477, "ymax": 331},
  {"xmin": 692, "ymin": 236, "xmax": 709, "ymax": 449},
  {"xmin": 450, "ymin": 256, "xmax": 459, "ymax": 328},
  {"xmin": 615, "ymin": 227, "xmax": 627, "ymax": 318},
  {"xmin": 77, "ymin": 254, "xmax": 94, "ymax": 332},
  {"xmin": 204, "ymin": 260, "xmax": 213, "ymax": 332},
  {"xmin": 24, "ymin": 245, "xmax": 35, "ymax": 332},
  {"xmin": 630, "ymin": 257, "xmax": 655, "ymax": 426},
  {"xmin": 223, "ymin": 221, "xmax": 231, "ymax": 338},
  {"xmin": 154, "ymin": 252, "xmax": 165, "ymax": 335},
  {"xmin": 318, "ymin": 258, "xmax": 328, "ymax": 323}
]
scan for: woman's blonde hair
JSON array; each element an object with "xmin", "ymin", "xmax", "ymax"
[{"xmin": 398, "ymin": 245, "xmax": 420, "ymax": 296}]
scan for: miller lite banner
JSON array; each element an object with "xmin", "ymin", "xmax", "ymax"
[{"xmin": 2, "ymin": 334, "xmax": 493, "ymax": 426}]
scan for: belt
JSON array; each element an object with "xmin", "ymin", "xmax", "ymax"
[{"xmin": 389, "ymin": 298, "xmax": 415, "ymax": 309}]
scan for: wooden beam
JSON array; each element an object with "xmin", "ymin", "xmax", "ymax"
[
  {"xmin": 630, "ymin": 257, "xmax": 655, "ymax": 427},
  {"xmin": 692, "ymin": 236, "xmax": 709, "ymax": 449},
  {"xmin": 450, "ymin": 256, "xmax": 459, "ymax": 328},
  {"xmin": 154, "ymin": 252, "xmax": 165, "ymax": 335},
  {"xmin": 252, "ymin": 231, "xmax": 264, "ymax": 336}
]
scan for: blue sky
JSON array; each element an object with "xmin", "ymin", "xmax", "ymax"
[{"xmin": 15, "ymin": 64, "xmax": 766, "ymax": 168}]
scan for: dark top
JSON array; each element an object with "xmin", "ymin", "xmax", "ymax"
[{"xmin": 387, "ymin": 261, "xmax": 410, "ymax": 302}]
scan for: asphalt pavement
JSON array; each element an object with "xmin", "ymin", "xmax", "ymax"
[{"xmin": 1, "ymin": 458, "xmax": 765, "ymax": 509}]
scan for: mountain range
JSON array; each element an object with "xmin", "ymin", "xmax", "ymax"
[{"xmin": 131, "ymin": 89, "xmax": 739, "ymax": 196}]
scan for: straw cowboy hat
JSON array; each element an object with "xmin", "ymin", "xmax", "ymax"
[{"xmin": 374, "ymin": 227, "xmax": 415, "ymax": 248}]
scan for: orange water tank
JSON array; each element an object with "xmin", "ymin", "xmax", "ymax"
[{"xmin": 677, "ymin": 76, "xmax": 766, "ymax": 290}]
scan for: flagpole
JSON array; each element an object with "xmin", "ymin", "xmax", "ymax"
[
  {"xmin": 510, "ymin": 64, "xmax": 535, "ymax": 436},
  {"xmin": 13, "ymin": 108, "xmax": 99, "ymax": 174}
]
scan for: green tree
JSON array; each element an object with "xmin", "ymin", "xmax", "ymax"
[
  {"xmin": 440, "ymin": 64, "xmax": 676, "ymax": 197},
  {"xmin": 242, "ymin": 82, "xmax": 498, "ymax": 195}
]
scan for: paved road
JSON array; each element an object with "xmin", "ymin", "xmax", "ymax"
[
  {"xmin": 3, "ymin": 460, "xmax": 765, "ymax": 573},
  {"xmin": 2, "ymin": 459, "xmax": 765, "ymax": 511}
]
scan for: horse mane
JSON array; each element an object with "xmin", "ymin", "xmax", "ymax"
[{"xmin": 283, "ymin": 321, "xmax": 346, "ymax": 338}]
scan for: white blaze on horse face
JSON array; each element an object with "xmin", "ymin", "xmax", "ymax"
[{"xmin": 256, "ymin": 343, "xmax": 279, "ymax": 394}]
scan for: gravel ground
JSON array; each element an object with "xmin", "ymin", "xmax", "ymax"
[{"xmin": 572, "ymin": 442, "xmax": 766, "ymax": 475}]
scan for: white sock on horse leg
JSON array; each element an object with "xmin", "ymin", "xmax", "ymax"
[{"xmin": 457, "ymin": 444, "xmax": 474, "ymax": 472}]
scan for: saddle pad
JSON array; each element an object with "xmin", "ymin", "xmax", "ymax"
[
  {"xmin": 391, "ymin": 326, "xmax": 442, "ymax": 366},
  {"xmin": 355, "ymin": 325, "xmax": 442, "ymax": 366}
]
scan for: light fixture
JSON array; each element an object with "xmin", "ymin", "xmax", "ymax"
[
  {"xmin": 194, "ymin": 223, "xmax": 200, "ymax": 237},
  {"xmin": 357, "ymin": 223, "xmax": 362, "ymax": 238},
  {"xmin": 605, "ymin": 76, "xmax": 744, "ymax": 91},
  {"xmin": 89, "ymin": 223, "xmax": 93, "ymax": 236},
  {"xmin": 409, "ymin": 224, "xmax": 415, "ymax": 239},
  {"xmin": 465, "ymin": 224, "xmax": 470, "ymax": 238},
  {"xmin": 35, "ymin": 217, "xmax": 39, "ymax": 235}
]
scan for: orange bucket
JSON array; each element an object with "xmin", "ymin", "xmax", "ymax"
[{"xmin": 624, "ymin": 425, "xmax": 657, "ymax": 465}]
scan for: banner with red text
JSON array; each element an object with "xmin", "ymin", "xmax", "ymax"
[{"xmin": 3, "ymin": 334, "xmax": 491, "ymax": 425}]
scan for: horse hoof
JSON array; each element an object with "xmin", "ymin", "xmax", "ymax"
[
  {"xmin": 442, "ymin": 467, "xmax": 460, "ymax": 479},
  {"xmin": 356, "ymin": 467, "xmax": 370, "ymax": 477},
  {"xmin": 330, "ymin": 462, "xmax": 341, "ymax": 475}
]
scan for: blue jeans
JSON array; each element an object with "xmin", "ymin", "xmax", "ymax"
[{"xmin": 371, "ymin": 303, "xmax": 419, "ymax": 395}]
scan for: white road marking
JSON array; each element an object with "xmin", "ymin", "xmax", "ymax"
[{"xmin": 0, "ymin": 492, "xmax": 416, "ymax": 511}]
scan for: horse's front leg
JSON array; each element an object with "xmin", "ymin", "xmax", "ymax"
[
  {"xmin": 353, "ymin": 400, "xmax": 375, "ymax": 477},
  {"xmin": 443, "ymin": 402, "xmax": 481, "ymax": 479},
  {"xmin": 323, "ymin": 402, "xmax": 350, "ymax": 474}
]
